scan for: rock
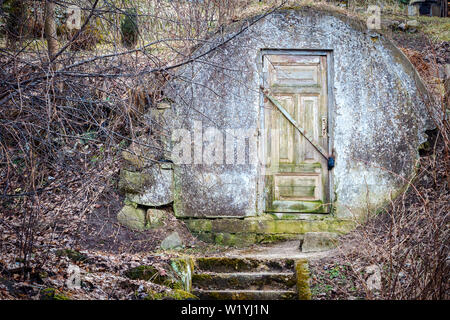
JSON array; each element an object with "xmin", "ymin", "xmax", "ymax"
[
  {"xmin": 117, "ymin": 205, "xmax": 146, "ymax": 231},
  {"xmin": 124, "ymin": 164, "xmax": 173, "ymax": 207},
  {"xmin": 406, "ymin": 20, "xmax": 419, "ymax": 28},
  {"xmin": 300, "ymin": 232, "xmax": 339, "ymax": 253},
  {"xmin": 121, "ymin": 135, "xmax": 161, "ymax": 169},
  {"xmin": 122, "ymin": 143, "xmax": 151, "ymax": 169},
  {"xmin": 125, "ymin": 264, "xmax": 185, "ymax": 290},
  {"xmin": 388, "ymin": 20, "xmax": 400, "ymax": 29},
  {"xmin": 157, "ymin": 102, "xmax": 171, "ymax": 109},
  {"xmin": 124, "ymin": 265, "xmax": 159, "ymax": 281},
  {"xmin": 117, "ymin": 205, "xmax": 171, "ymax": 231},
  {"xmin": 365, "ymin": 265, "xmax": 382, "ymax": 291},
  {"xmin": 145, "ymin": 208, "xmax": 167, "ymax": 228},
  {"xmin": 398, "ymin": 23, "xmax": 407, "ymax": 31},
  {"xmin": 160, "ymin": 232, "xmax": 183, "ymax": 250},
  {"xmin": 118, "ymin": 169, "xmax": 151, "ymax": 194}
]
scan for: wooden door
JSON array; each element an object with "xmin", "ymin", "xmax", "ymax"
[{"xmin": 263, "ymin": 54, "xmax": 330, "ymax": 213}]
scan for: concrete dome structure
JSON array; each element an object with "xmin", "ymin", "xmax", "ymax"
[{"xmin": 119, "ymin": 7, "xmax": 433, "ymax": 245}]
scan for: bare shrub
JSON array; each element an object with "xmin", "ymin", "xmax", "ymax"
[
  {"xmin": 0, "ymin": 0, "xmax": 282, "ymax": 275},
  {"xmin": 332, "ymin": 39, "xmax": 449, "ymax": 300}
]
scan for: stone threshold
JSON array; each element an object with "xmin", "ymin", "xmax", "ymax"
[{"xmin": 181, "ymin": 214, "xmax": 356, "ymax": 247}]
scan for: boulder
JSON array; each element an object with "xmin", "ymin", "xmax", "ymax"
[
  {"xmin": 124, "ymin": 265, "xmax": 183, "ymax": 289},
  {"xmin": 123, "ymin": 164, "xmax": 173, "ymax": 207},
  {"xmin": 117, "ymin": 205, "xmax": 146, "ymax": 231},
  {"xmin": 365, "ymin": 265, "xmax": 382, "ymax": 291},
  {"xmin": 160, "ymin": 232, "xmax": 183, "ymax": 250},
  {"xmin": 145, "ymin": 208, "xmax": 167, "ymax": 228},
  {"xmin": 406, "ymin": 20, "xmax": 419, "ymax": 28},
  {"xmin": 118, "ymin": 169, "xmax": 151, "ymax": 194},
  {"xmin": 300, "ymin": 232, "xmax": 339, "ymax": 253}
]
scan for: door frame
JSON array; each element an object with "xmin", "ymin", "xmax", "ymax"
[{"xmin": 257, "ymin": 49, "xmax": 335, "ymax": 215}]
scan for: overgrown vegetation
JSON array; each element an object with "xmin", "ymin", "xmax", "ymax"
[{"xmin": 120, "ymin": 8, "xmax": 139, "ymax": 48}]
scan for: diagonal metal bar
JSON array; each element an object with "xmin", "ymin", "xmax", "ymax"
[{"xmin": 261, "ymin": 88, "xmax": 329, "ymax": 160}]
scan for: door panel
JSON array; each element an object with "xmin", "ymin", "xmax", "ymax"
[{"xmin": 263, "ymin": 54, "xmax": 330, "ymax": 213}]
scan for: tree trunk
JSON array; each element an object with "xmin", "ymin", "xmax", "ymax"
[{"xmin": 44, "ymin": 0, "xmax": 58, "ymax": 60}]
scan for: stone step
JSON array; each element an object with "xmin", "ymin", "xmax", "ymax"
[
  {"xmin": 192, "ymin": 289, "xmax": 297, "ymax": 300},
  {"xmin": 192, "ymin": 272, "xmax": 296, "ymax": 291},
  {"xmin": 194, "ymin": 257, "xmax": 295, "ymax": 273},
  {"xmin": 185, "ymin": 217, "xmax": 355, "ymax": 247}
]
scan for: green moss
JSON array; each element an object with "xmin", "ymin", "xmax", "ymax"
[
  {"xmin": 295, "ymin": 260, "xmax": 311, "ymax": 300},
  {"xmin": 267, "ymin": 200, "xmax": 327, "ymax": 213},
  {"xmin": 170, "ymin": 289, "xmax": 198, "ymax": 300},
  {"xmin": 145, "ymin": 289, "xmax": 198, "ymax": 300},
  {"xmin": 144, "ymin": 290, "xmax": 164, "ymax": 300},
  {"xmin": 201, "ymin": 290, "xmax": 296, "ymax": 300},
  {"xmin": 185, "ymin": 219, "xmax": 212, "ymax": 232},
  {"xmin": 125, "ymin": 265, "xmax": 159, "ymax": 281},
  {"xmin": 192, "ymin": 232, "xmax": 214, "ymax": 243},
  {"xmin": 40, "ymin": 288, "xmax": 70, "ymax": 300},
  {"xmin": 192, "ymin": 273, "xmax": 213, "ymax": 281},
  {"xmin": 213, "ymin": 233, "xmax": 257, "ymax": 247}
]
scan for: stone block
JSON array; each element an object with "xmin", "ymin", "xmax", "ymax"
[
  {"xmin": 295, "ymin": 260, "xmax": 312, "ymax": 300},
  {"xmin": 146, "ymin": 208, "xmax": 167, "ymax": 228},
  {"xmin": 117, "ymin": 205, "xmax": 146, "ymax": 231},
  {"xmin": 213, "ymin": 233, "xmax": 257, "ymax": 247},
  {"xmin": 185, "ymin": 219, "xmax": 212, "ymax": 232},
  {"xmin": 161, "ymin": 232, "xmax": 183, "ymax": 250},
  {"xmin": 406, "ymin": 19, "xmax": 419, "ymax": 28},
  {"xmin": 124, "ymin": 165, "xmax": 173, "ymax": 207},
  {"xmin": 301, "ymin": 232, "xmax": 339, "ymax": 253},
  {"xmin": 118, "ymin": 169, "xmax": 151, "ymax": 194}
]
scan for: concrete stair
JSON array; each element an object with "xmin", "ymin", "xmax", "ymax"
[{"xmin": 192, "ymin": 257, "xmax": 310, "ymax": 300}]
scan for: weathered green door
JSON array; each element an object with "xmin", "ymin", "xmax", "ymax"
[{"xmin": 263, "ymin": 54, "xmax": 330, "ymax": 213}]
